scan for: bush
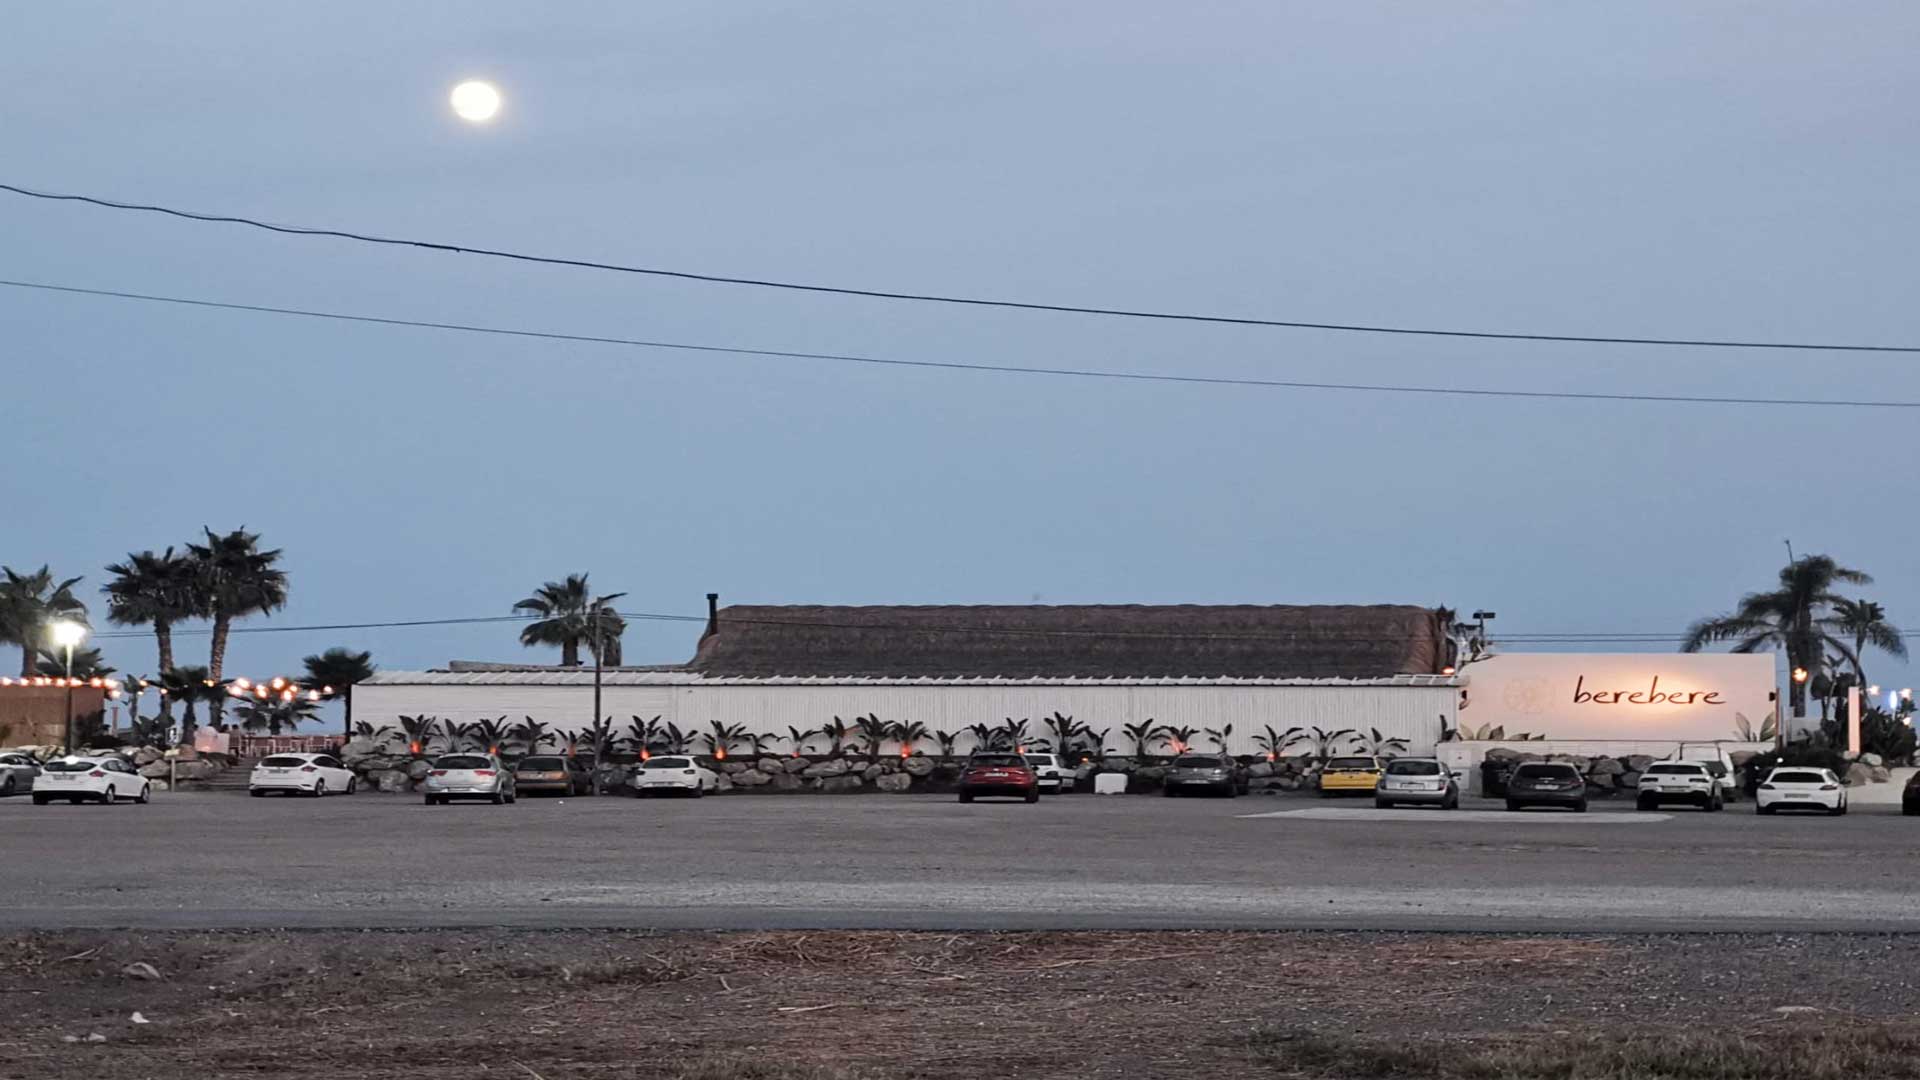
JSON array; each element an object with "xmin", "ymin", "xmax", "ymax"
[{"xmin": 1819, "ymin": 708, "xmax": 1917, "ymax": 765}]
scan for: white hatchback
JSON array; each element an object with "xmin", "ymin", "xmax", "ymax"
[
  {"xmin": 631, "ymin": 755, "xmax": 719, "ymax": 797},
  {"xmin": 1022, "ymin": 752, "xmax": 1072, "ymax": 793},
  {"xmin": 32, "ymin": 756, "xmax": 150, "ymax": 805},
  {"xmin": 423, "ymin": 753, "xmax": 517, "ymax": 805},
  {"xmin": 1756, "ymin": 767, "xmax": 1847, "ymax": 815},
  {"xmin": 250, "ymin": 753, "xmax": 357, "ymax": 798}
]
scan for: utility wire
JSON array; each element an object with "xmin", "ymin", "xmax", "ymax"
[
  {"xmin": 6, "ymin": 278, "xmax": 1918, "ymax": 409},
  {"xmin": 4, "ymin": 181, "xmax": 1918, "ymax": 354}
]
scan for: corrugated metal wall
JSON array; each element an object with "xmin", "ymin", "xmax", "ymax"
[{"xmin": 351, "ymin": 683, "xmax": 1459, "ymax": 757}]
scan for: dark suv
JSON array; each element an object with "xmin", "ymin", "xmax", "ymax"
[{"xmin": 1505, "ymin": 762, "xmax": 1588, "ymax": 812}]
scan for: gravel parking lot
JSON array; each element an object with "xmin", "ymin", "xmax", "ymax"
[{"xmin": 2, "ymin": 789, "xmax": 1916, "ymax": 932}]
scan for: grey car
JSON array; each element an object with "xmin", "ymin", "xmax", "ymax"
[
  {"xmin": 0, "ymin": 752, "xmax": 39, "ymax": 797},
  {"xmin": 1373, "ymin": 757, "xmax": 1460, "ymax": 809},
  {"xmin": 1505, "ymin": 762, "xmax": 1588, "ymax": 812},
  {"xmin": 1163, "ymin": 753, "xmax": 1247, "ymax": 798}
]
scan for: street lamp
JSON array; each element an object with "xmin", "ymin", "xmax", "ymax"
[{"xmin": 48, "ymin": 619, "xmax": 87, "ymax": 753}]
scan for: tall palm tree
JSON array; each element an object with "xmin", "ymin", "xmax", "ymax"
[
  {"xmin": 0, "ymin": 565, "xmax": 87, "ymax": 676},
  {"xmin": 299, "ymin": 647, "xmax": 375, "ymax": 739},
  {"xmin": 157, "ymin": 665, "xmax": 227, "ymax": 740},
  {"xmin": 36, "ymin": 646, "xmax": 113, "ymax": 679},
  {"xmin": 1683, "ymin": 554, "xmax": 1872, "ymax": 718},
  {"xmin": 1824, "ymin": 598, "xmax": 1906, "ymax": 686},
  {"xmin": 103, "ymin": 548, "xmax": 200, "ymax": 719},
  {"xmin": 234, "ymin": 695, "xmax": 320, "ymax": 735},
  {"xmin": 187, "ymin": 527, "xmax": 288, "ymax": 692},
  {"xmin": 512, "ymin": 574, "xmax": 626, "ymax": 666}
]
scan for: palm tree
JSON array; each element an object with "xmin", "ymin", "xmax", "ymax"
[
  {"xmin": 1044, "ymin": 712, "xmax": 1082, "ymax": 754},
  {"xmin": 234, "ymin": 695, "xmax": 320, "ymax": 735},
  {"xmin": 623, "ymin": 715, "xmax": 661, "ymax": 757},
  {"xmin": 1122, "ymin": 719, "xmax": 1168, "ymax": 760},
  {"xmin": 702, "ymin": 720, "xmax": 749, "ymax": 760},
  {"xmin": 298, "ymin": 647, "xmax": 375, "ymax": 740},
  {"xmin": 1825, "ymin": 598, "xmax": 1906, "ymax": 687},
  {"xmin": 932, "ymin": 729, "xmax": 960, "ymax": 759},
  {"xmin": 1683, "ymin": 555, "xmax": 1873, "ymax": 718},
  {"xmin": 889, "ymin": 719, "xmax": 932, "ymax": 757},
  {"xmin": 1162, "ymin": 724, "xmax": 1201, "ymax": 754},
  {"xmin": 103, "ymin": 548, "xmax": 198, "ymax": 719},
  {"xmin": 1253, "ymin": 724, "xmax": 1303, "ymax": 762},
  {"xmin": 157, "ymin": 665, "xmax": 226, "ymax": 740},
  {"xmin": 512, "ymin": 574, "xmax": 626, "ymax": 667},
  {"xmin": 0, "ymin": 565, "xmax": 87, "ymax": 676},
  {"xmin": 582, "ymin": 716, "xmax": 619, "ymax": 794},
  {"xmin": 187, "ymin": 528, "xmax": 287, "ymax": 729},
  {"xmin": 855, "ymin": 714, "xmax": 891, "ymax": 761},
  {"xmin": 513, "ymin": 716, "xmax": 554, "ymax": 755},
  {"xmin": 1204, "ymin": 724, "xmax": 1234, "ymax": 753},
  {"xmin": 396, "ymin": 714, "xmax": 440, "ymax": 757},
  {"xmin": 36, "ymin": 646, "xmax": 114, "ymax": 679},
  {"xmin": 819, "ymin": 716, "xmax": 855, "ymax": 757},
  {"xmin": 785, "ymin": 725, "xmax": 817, "ymax": 757},
  {"xmin": 471, "ymin": 716, "xmax": 512, "ymax": 756}
]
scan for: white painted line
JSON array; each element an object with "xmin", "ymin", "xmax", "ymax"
[{"xmin": 1237, "ymin": 808, "xmax": 1673, "ymax": 823}]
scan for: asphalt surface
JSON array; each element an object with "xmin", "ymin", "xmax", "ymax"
[{"xmin": 2, "ymin": 788, "xmax": 1915, "ymax": 932}]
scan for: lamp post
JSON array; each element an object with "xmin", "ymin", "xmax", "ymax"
[{"xmin": 49, "ymin": 620, "xmax": 87, "ymax": 753}]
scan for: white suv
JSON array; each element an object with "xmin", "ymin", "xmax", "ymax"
[
  {"xmin": 1022, "ymin": 753, "xmax": 1072, "ymax": 794},
  {"xmin": 1635, "ymin": 761, "xmax": 1726, "ymax": 811}
]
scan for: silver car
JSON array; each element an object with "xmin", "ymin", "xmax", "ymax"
[
  {"xmin": 1163, "ymin": 753, "xmax": 1246, "ymax": 798},
  {"xmin": 0, "ymin": 752, "xmax": 40, "ymax": 797},
  {"xmin": 423, "ymin": 753, "xmax": 517, "ymax": 806},
  {"xmin": 1374, "ymin": 757, "xmax": 1460, "ymax": 809}
]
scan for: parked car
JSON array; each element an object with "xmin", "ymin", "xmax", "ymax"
[
  {"xmin": 1374, "ymin": 757, "xmax": 1460, "ymax": 810},
  {"xmin": 1756, "ymin": 767, "xmax": 1847, "ymax": 815},
  {"xmin": 513, "ymin": 754, "xmax": 591, "ymax": 797},
  {"xmin": 422, "ymin": 753, "xmax": 516, "ymax": 805},
  {"xmin": 1504, "ymin": 762, "xmax": 1587, "ymax": 812},
  {"xmin": 1021, "ymin": 752, "xmax": 1073, "ymax": 794},
  {"xmin": 1318, "ymin": 756, "xmax": 1384, "ymax": 797},
  {"xmin": 1905, "ymin": 771, "xmax": 1920, "ymax": 816},
  {"xmin": 31, "ymin": 756, "xmax": 150, "ymax": 805},
  {"xmin": 1163, "ymin": 753, "xmax": 1246, "ymax": 797},
  {"xmin": 1635, "ymin": 761, "xmax": 1725, "ymax": 811},
  {"xmin": 631, "ymin": 755, "xmax": 720, "ymax": 798},
  {"xmin": 249, "ymin": 752, "xmax": 357, "ymax": 797},
  {"xmin": 0, "ymin": 751, "xmax": 40, "ymax": 797},
  {"xmin": 957, "ymin": 753, "xmax": 1039, "ymax": 803}
]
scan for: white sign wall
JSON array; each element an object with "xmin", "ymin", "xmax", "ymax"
[{"xmin": 1460, "ymin": 653, "xmax": 1777, "ymax": 742}]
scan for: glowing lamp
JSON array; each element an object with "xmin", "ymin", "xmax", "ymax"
[
  {"xmin": 1792, "ymin": 667, "xmax": 1810, "ymax": 683},
  {"xmin": 48, "ymin": 620, "xmax": 87, "ymax": 650}
]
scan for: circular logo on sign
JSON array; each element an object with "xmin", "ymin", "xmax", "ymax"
[{"xmin": 1503, "ymin": 679, "xmax": 1551, "ymax": 715}]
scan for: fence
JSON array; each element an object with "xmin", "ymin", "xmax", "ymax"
[{"xmin": 232, "ymin": 734, "xmax": 340, "ymax": 757}]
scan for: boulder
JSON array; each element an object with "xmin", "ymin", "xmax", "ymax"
[
  {"xmin": 733, "ymin": 769, "xmax": 773, "ymax": 787},
  {"xmin": 1273, "ymin": 774, "xmax": 1303, "ymax": 791},
  {"xmin": 138, "ymin": 762, "xmax": 171, "ymax": 779},
  {"xmin": 1246, "ymin": 762, "xmax": 1274, "ymax": 778},
  {"xmin": 146, "ymin": 780, "xmax": 169, "ymax": 793},
  {"xmin": 1845, "ymin": 762, "xmax": 1874, "ymax": 787},
  {"xmin": 1861, "ymin": 753, "xmax": 1885, "ymax": 769},
  {"xmin": 1870, "ymin": 766, "xmax": 1892, "ymax": 784},
  {"xmin": 1589, "ymin": 758, "xmax": 1625, "ymax": 777},
  {"xmin": 756, "ymin": 758, "xmax": 790, "ymax": 775},
  {"xmin": 174, "ymin": 760, "xmax": 218, "ymax": 782},
  {"xmin": 1618, "ymin": 771, "xmax": 1641, "ymax": 789},
  {"xmin": 1103, "ymin": 756, "xmax": 1137, "ymax": 771},
  {"xmin": 875, "ymin": 773, "xmax": 913, "ymax": 793},
  {"xmin": 405, "ymin": 759, "xmax": 433, "ymax": 780},
  {"xmin": 769, "ymin": 770, "xmax": 802, "ymax": 791},
  {"xmin": 715, "ymin": 775, "xmax": 734, "ymax": 794},
  {"xmin": 819, "ymin": 775, "xmax": 864, "ymax": 794},
  {"xmin": 1625, "ymin": 755, "xmax": 1655, "ymax": 772},
  {"xmin": 339, "ymin": 738, "xmax": 382, "ymax": 762},
  {"xmin": 783, "ymin": 757, "xmax": 813, "ymax": 774},
  {"xmin": 721, "ymin": 761, "xmax": 750, "ymax": 775},
  {"xmin": 902, "ymin": 757, "xmax": 936, "ymax": 778},
  {"xmin": 131, "ymin": 747, "xmax": 162, "ymax": 766},
  {"xmin": 1135, "ymin": 766, "xmax": 1167, "ymax": 783},
  {"xmin": 804, "ymin": 759, "xmax": 851, "ymax": 779},
  {"xmin": 1586, "ymin": 773, "xmax": 1615, "ymax": 790},
  {"xmin": 861, "ymin": 764, "xmax": 887, "ymax": 782}
]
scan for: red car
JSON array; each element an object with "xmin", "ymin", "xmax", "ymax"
[{"xmin": 958, "ymin": 753, "xmax": 1040, "ymax": 803}]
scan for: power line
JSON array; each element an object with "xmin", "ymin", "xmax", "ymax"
[
  {"xmin": 5, "ymin": 180, "xmax": 1918, "ymax": 354},
  {"xmin": 7, "ymin": 277, "xmax": 1919, "ymax": 409}
]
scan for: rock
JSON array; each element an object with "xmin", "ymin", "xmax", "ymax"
[
  {"xmin": 1589, "ymin": 758, "xmax": 1624, "ymax": 777},
  {"xmin": 130, "ymin": 1012, "xmax": 149, "ymax": 1025},
  {"xmin": 138, "ymin": 762, "xmax": 170, "ymax": 779},
  {"xmin": 86, "ymin": 1033, "xmax": 107, "ymax": 1043},
  {"xmin": 902, "ymin": 757, "xmax": 935, "ymax": 778},
  {"xmin": 769, "ymin": 770, "xmax": 802, "ymax": 791},
  {"xmin": 1625, "ymin": 755, "xmax": 1655, "ymax": 772},
  {"xmin": 1586, "ymin": 773, "xmax": 1615, "ymax": 790},
  {"xmin": 174, "ymin": 760, "xmax": 217, "ymax": 782},
  {"xmin": 1774, "ymin": 1005, "xmax": 1821, "ymax": 1016},
  {"xmin": 1274, "ymin": 774, "xmax": 1302, "ymax": 790},
  {"xmin": 1618, "ymin": 772, "xmax": 1641, "ymax": 789},
  {"xmin": 1102, "ymin": 756, "xmax": 1136, "ymax": 771},
  {"xmin": 131, "ymin": 747, "xmax": 162, "ymax": 766},
  {"xmin": 1135, "ymin": 766, "xmax": 1167, "ymax": 783},
  {"xmin": 757, "ymin": 758, "xmax": 789, "ymax": 774},
  {"xmin": 1246, "ymin": 762, "xmax": 1274, "ymax": 778},
  {"xmin": 803, "ymin": 759, "xmax": 851, "ymax": 779},
  {"xmin": 783, "ymin": 757, "xmax": 813, "ymax": 774},
  {"xmin": 340, "ymin": 738, "xmax": 382, "ymax": 761},
  {"xmin": 1861, "ymin": 753, "xmax": 1885, "ymax": 768},
  {"xmin": 875, "ymin": 773, "xmax": 912, "ymax": 793},
  {"xmin": 375, "ymin": 769, "xmax": 412, "ymax": 793},
  {"xmin": 819, "ymin": 775, "xmax": 864, "ymax": 794},
  {"xmin": 405, "ymin": 759, "xmax": 433, "ymax": 780},
  {"xmin": 720, "ymin": 761, "xmax": 749, "ymax": 775},
  {"xmin": 1871, "ymin": 766, "xmax": 1892, "ymax": 783},
  {"xmin": 122, "ymin": 962, "xmax": 163, "ymax": 981},
  {"xmin": 715, "ymin": 775, "xmax": 734, "ymax": 794},
  {"xmin": 861, "ymin": 764, "xmax": 887, "ymax": 782},
  {"xmin": 1844, "ymin": 762, "xmax": 1873, "ymax": 787},
  {"xmin": 733, "ymin": 769, "xmax": 773, "ymax": 787}
]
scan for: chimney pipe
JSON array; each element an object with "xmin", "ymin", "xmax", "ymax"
[{"xmin": 705, "ymin": 592, "xmax": 720, "ymax": 637}]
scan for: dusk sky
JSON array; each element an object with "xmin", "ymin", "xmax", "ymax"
[{"xmin": 3, "ymin": 2, "xmax": 1916, "ymax": 686}]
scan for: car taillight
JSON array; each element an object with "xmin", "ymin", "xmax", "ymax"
[
  {"xmin": 1821, "ymin": 784, "xmax": 1839, "ymax": 791},
  {"xmin": 301, "ymin": 766, "xmax": 317, "ymax": 773},
  {"xmin": 88, "ymin": 771, "xmax": 105, "ymax": 778},
  {"xmin": 430, "ymin": 770, "xmax": 447, "ymax": 777},
  {"xmin": 474, "ymin": 770, "xmax": 494, "ymax": 777}
]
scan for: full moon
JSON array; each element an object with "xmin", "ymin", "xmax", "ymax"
[{"xmin": 450, "ymin": 80, "xmax": 502, "ymax": 123}]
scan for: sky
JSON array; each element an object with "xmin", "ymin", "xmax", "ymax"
[{"xmin": 2, "ymin": 1, "xmax": 1916, "ymax": 696}]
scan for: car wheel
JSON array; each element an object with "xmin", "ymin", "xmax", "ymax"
[
  {"xmin": 313, "ymin": 780, "xmax": 327, "ymax": 798},
  {"xmin": 346, "ymin": 778, "xmax": 357, "ymax": 795},
  {"xmin": 0, "ymin": 775, "xmax": 13, "ymax": 797},
  {"xmin": 100, "ymin": 787, "xmax": 116, "ymax": 804},
  {"xmin": 1443, "ymin": 793, "xmax": 1459, "ymax": 811},
  {"xmin": 31, "ymin": 794, "xmax": 49, "ymax": 805},
  {"xmin": 691, "ymin": 783, "xmax": 705, "ymax": 799},
  {"xmin": 1025, "ymin": 788, "xmax": 1040, "ymax": 804},
  {"xmin": 1832, "ymin": 801, "xmax": 1847, "ymax": 817},
  {"xmin": 505, "ymin": 788, "xmax": 517, "ymax": 804},
  {"xmin": 490, "ymin": 789, "xmax": 506, "ymax": 805},
  {"xmin": 958, "ymin": 790, "xmax": 974, "ymax": 803},
  {"xmin": 1709, "ymin": 793, "xmax": 1723, "ymax": 812},
  {"xmin": 1223, "ymin": 783, "xmax": 1237, "ymax": 799},
  {"xmin": 135, "ymin": 784, "xmax": 150, "ymax": 805}
]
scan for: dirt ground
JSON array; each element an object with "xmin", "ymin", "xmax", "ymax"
[{"xmin": 4, "ymin": 930, "xmax": 1920, "ymax": 1079}]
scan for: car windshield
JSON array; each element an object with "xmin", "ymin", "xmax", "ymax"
[
  {"xmin": 1027, "ymin": 755, "xmax": 1058, "ymax": 766},
  {"xmin": 436, "ymin": 756, "xmax": 492, "ymax": 770},
  {"xmin": 259, "ymin": 756, "xmax": 308, "ymax": 768},
  {"xmin": 1326, "ymin": 757, "xmax": 1375, "ymax": 771},
  {"xmin": 1514, "ymin": 764, "xmax": 1576, "ymax": 779},
  {"xmin": 1173, "ymin": 757, "xmax": 1222, "ymax": 768},
  {"xmin": 1646, "ymin": 764, "xmax": 1703, "ymax": 775},
  {"xmin": 42, "ymin": 760, "xmax": 97, "ymax": 772},
  {"xmin": 519, "ymin": 757, "xmax": 566, "ymax": 770},
  {"xmin": 1386, "ymin": 760, "xmax": 1441, "ymax": 776},
  {"xmin": 1770, "ymin": 771, "xmax": 1826, "ymax": 784},
  {"xmin": 644, "ymin": 758, "xmax": 690, "ymax": 770},
  {"xmin": 970, "ymin": 755, "xmax": 1026, "ymax": 768}
]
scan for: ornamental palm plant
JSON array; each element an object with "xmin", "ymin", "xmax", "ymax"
[
  {"xmin": 819, "ymin": 716, "xmax": 855, "ymax": 757},
  {"xmin": 624, "ymin": 715, "xmax": 662, "ymax": 757},
  {"xmin": 472, "ymin": 716, "xmax": 512, "ymax": 757},
  {"xmin": 996, "ymin": 717, "xmax": 1036, "ymax": 753},
  {"xmin": 932, "ymin": 730, "xmax": 960, "ymax": 759},
  {"xmin": 889, "ymin": 719, "xmax": 932, "ymax": 757},
  {"xmin": 854, "ymin": 714, "xmax": 891, "ymax": 761},
  {"xmin": 702, "ymin": 721, "xmax": 749, "ymax": 760},
  {"xmin": 745, "ymin": 731, "xmax": 779, "ymax": 756},
  {"xmin": 660, "ymin": 722, "xmax": 693, "ymax": 754},
  {"xmin": 785, "ymin": 725, "xmax": 817, "ymax": 757},
  {"xmin": 396, "ymin": 714, "xmax": 440, "ymax": 757},
  {"xmin": 298, "ymin": 647, "xmax": 375, "ymax": 740},
  {"xmin": 103, "ymin": 548, "xmax": 197, "ymax": 718},
  {"xmin": 511, "ymin": 574, "xmax": 626, "ymax": 667},
  {"xmin": 583, "ymin": 716, "xmax": 619, "ymax": 794},
  {"xmin": 1162, "ymin": 725, "xmax": 1201, "ymax": 754},
  {"xmin": 965, "ymin": 722, "xmax": 999, "ymax": 753},
  {"xmin": 1044, "ymin": 712, "xmax": 1083, "ymax": 754},
  {"xmin": 1253, "ymin": 724, "xmax": 1303, "ymax": 763},
  {"xmin": 1074, "ymin": 727, "xmax": 1112, "ymax": 762},
  {"xmin": 1122, "ymin": 720, "xmax": 1167, "ymax": 760},
  {"xmin": 512, "ymin": 716, "xmax": 554, "ymax": 755},
  {"xmin": 444, "ymin": 720, "xmax": 477, "ymax": 752},
  {"xmin": 0, "ymin": 565, "xmax": 87, "ymax": 677},
  {"xmin": 1203, "ymin": 724, "xmax": 1234, "ymax": 753},
  {"xmin": 1683, "ymin": 555, "xmax": 1874, "ymax": 718},
  {"xmin": 235, "ymin": 695, "xmax": 320, "ymax": 735},
  {"xmin": 157, "ymin": 665, "xmax": 226, "ymax": 740},
  {"xmin": 35, "ymin": 646, "xmax": 113, "ymax": 679}
]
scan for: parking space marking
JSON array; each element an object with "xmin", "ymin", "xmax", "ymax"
[{"xmin": 1237, "ymin": 808, "xmax": 1672, "ymax": 823}]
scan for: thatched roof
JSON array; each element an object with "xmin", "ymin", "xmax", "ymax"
[{"xmin": 687, "ymin": 604, "xmax": 1451, "ymax": 679}]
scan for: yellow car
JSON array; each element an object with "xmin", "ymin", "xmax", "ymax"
[{"xmin": 1318, "ymin": 755, "xmax": 1384, "ymax": 797}]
